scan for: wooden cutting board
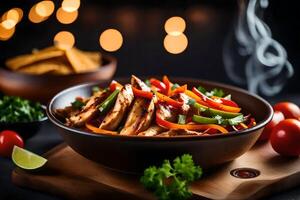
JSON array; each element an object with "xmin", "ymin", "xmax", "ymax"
[{"xmin": 12, "ymin": 142, "xmax": 300, "ymax": 200}]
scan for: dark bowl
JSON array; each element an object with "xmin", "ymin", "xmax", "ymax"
[
  {"xmin": 47, "ymin": 77, "xmax": 273, "ymax": 174},
  {"xmin": 0, "ymin": 54, "xmax": 117, "ymax": 104},
  {"xmin": 0, "ymin": 106, "xmax": 48, "ymax": 140}
]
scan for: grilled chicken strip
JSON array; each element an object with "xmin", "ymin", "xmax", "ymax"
[
  {"xmin": 67, "ymin": 91, "xmax": 107, "ymax": 127},
  {"xmin": 120, "ymin": 76, "xmax": 155, "ymax": 135},
  {"xmin": 131, "ymin": 75, "xmax": 151, "ymax": 91},
  {"xmin": 100, "ymin": 84, "xmax": 134, "ymax": 130},
  {"xmin": 120, "ymin": 97, "xmax": 155, "ymax": 135},
  {"xmin": 138, "ymin": 125, "xmax": 166, "ymax": 136}
]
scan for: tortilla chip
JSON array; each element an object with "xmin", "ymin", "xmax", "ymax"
[
  {"xmin": 83, "ymin": 51, "xmax": 102, "ymax": 67},
  {"xmin": 17, "ymin": 58, "xmax": 73, "ymax": 75},
  {"xmin": 6, "ymin": 48, "xmax": 65, "ymax": 71},
  {"xmin": 65, "ymin": 48, "xmax": 99, "ymax": 73}
]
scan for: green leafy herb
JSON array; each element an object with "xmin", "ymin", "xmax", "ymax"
[
  {"xmin": 92, "ymin": 86, "xmax": 100, "ymax": 93},
  {"xmin": 145, "ymin": 79, "xmax": 151, "ymax": 87},
  {"xmin": 227, "ymin": 115, "xmax": 244, "ymax": 125},
  {"xmin": 205, "ymin": 88, "xmax": 225, "ymax": 97},
  {"xmin": 171, "ymin": 83, "xmax": 180, "ymax": 90},
  {"xmin": 0, "ymin": 96, "xmax": 45, "ymax": 123},
  {"xmin": 71, "ymin": 100, "xmax": 85, "ymax": 110},
  {"xmin": 141, "ymin": 154, "xmax": 202, "ymax": 200},
  {"xmin": 178, "ymin": 115, "xmax": 186, "ymax": 125},
  {"xmin": 187, "ymin": 99, "xmax": 196, "ymax": 106},
  {"xmin": 197, "ymin": 86, "xmax": 206, "ymax": 94},
  {"xmin": 213, "ymin": 115, "xmax": 223, "ymax": 124}
]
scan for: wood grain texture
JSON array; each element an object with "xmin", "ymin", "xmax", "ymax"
[{"xmin": 12, "ymin": 142, "xmax": 300, "ymax": 200}]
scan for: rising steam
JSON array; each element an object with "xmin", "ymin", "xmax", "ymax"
[{"xmin": 223, "ymin": 0, "xmax": 294, "ymax": 96}]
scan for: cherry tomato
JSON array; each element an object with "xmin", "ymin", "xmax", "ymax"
[
  {"xmin": 0, "ymin": 130, "xmax": 24, "ymax": 157},
  {"xmin": 259, "ymin": 111, "xmax": 285, "ymax": 141},
  {"xmin": 273, "ymin": 102, "xmax": 300, "ymax": 119},
  {"xmin": 270, "ymin": 119, "xmax": 300, "ymax": 156}
]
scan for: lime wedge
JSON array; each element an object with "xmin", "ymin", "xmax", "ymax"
[{"xmin": 12, "ymin": 146, "xmax": 47, "ymax": 170}]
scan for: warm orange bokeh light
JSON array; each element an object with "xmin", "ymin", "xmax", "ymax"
[
  {"xmin": 35, "ymin": 0, "xmax": 55, "ymax": 17},
  {"xmin": 99, "ymin": 29, "xmax": 123, "ymax": 52},
  {"xmin": 164, "ymin": 33, "xmax": 188, "ymax": 54},
  {"xmin": 56, "ymin": 7, "xmax": 78, "ymax": 24},
  {"xmin": 164, "ymin": 16, "xmax": 186, "ymax": 36},
  {"xmin": 62, "ymin": 0, "xmax": 80, "ymax": 12},
  {"xmin": 28, "ymin": 6, "xmax": 46, "ymax": 23},
  {"xmin": 54, "ymin": 31, "xmax": 75, "ymax": 50},
  {"xmin": 0, "ymin": 23, "xmax": 15, "ymax": 41},
  {"xmin": 1, "ymin": 8, "xmax": 23, "ymax": 29}
]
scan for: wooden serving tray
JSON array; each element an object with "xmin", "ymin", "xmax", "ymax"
[{"xmin": 12, "ymin": 142, "xmax": 300, "ymax": 200}]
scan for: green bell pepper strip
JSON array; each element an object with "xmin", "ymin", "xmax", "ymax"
[
  {"xmin": 193, "ymin": 102, "xmax": 241, "ymax": 118},
  {"xmin": 192, "ymin": 114, "xmax": 244, "ymax": 126},
  {"xmin": 192, "ymin": 115, "xmax": 218, "ymax": 124},
  {"xmin": 98, "ymin": 89, "xmax": 120, "ymax": 114}
]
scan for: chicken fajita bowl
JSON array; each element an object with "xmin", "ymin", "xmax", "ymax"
[{"xmin": 47, "ymin": 75, "xmax": 273, "ymax": 173}]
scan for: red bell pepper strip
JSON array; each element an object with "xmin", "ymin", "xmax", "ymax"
[
  {"xmin": 211, "ymin": 96, "xmax": 239, "ymax": 107},
  {"xmin": 156, "ymin": 92, "xmax": 183, "ymax": 108},
  {"xmin": 192, "ymin": 87, "xmax": 241, "ymax": 113},
  {"xmin": 85, "ymin": 123, "xmax": 118, "ymax": 135},
  {"xmin": 170, "ymin": 84, "xmax": 187, "ymax": 96},
  {"xmin": 109, "ymin": 80, "xmax": 123, "ymax": 91},
  {"xmin": 150, "ymin": 78, "xmax": 166, "ymax": 93},
  {"xmin": 156, "ymin": 111, "xmax": 228, "ymax": 134},
  {"xmin": 163, "ymin": 75, "xmax": 172, "ymax": 96},
  {"xmin": 132, "ymin": 87, "xmax": 154, "ymax": 99}
]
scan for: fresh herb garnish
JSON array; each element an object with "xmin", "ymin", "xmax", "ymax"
[
  {"xmin": 197, "ymin": 86, "xmax": 225, "ymax": 98},
  {"xmin": 227, "ymin": 115, "xmax": 244, "ymax": 126},
  {"xmin": 71, "ymin": 100, "xmax": 85, "ymax": 110},
  {"xmin": 92, "ymin": 86, "xmax": 100, "ymax": 93},
  {"xmin": 0, "ymin": 96, "xmax": 45, "ymax": 123},
  {"xmin": 197, "ymin": 86, "xmax": 206, "ymax": 94},
  {"xmin": 145, "ymin": 79, "xmax": 151, "ymax": 87},
  {"xmin": 178, "ymin": 114, "xmax": 186, "ymax": 125},
  {"xmin": 171, "ymin": 83, "xmax": 180, "ymax": 90},
  {"xmin": 187, "ymin": 99, "xmax": 196, "ymax": 106},
  {"xmin": 141, "ymin": 154, "xmax": 202, "ymax": 200}
]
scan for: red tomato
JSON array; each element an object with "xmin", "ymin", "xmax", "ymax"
[
  {"xmin": 259, "ymin": 111, "xmax": 285, "ymax": 141},
  {"xmin": 0, "ymin": 130, "xmax": 24, "ymax": 157},
  {"xmin": 273, "ymin": 102, "xmax": 300, "ymax": 119},
  {"xmin": 270, "ymin": 119, "xmax": 300, "ymax": 156}
]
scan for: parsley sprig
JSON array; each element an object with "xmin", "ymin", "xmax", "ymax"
[{"xmin": 140, "ymin": 154, "xmax": 202, "ymax": 200}]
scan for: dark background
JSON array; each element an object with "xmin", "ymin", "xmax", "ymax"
[
  {"xmin": 0, "ymin": 0, "xmax": 299, "ymax": 97},
  {"xmin": 0, "ymin": 0, "xmax": 300, "ymax": 199}
]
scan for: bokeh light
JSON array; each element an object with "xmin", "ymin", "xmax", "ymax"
[
  {"xmin": 28, "ymin": 1, "xmax": 54, "ymax": 23},
  {"xmin": 0, "ymin": 23, "xmax": 15, "ymax": 41},
  {"xmin": 62, "ymin": 0, "xmax": 80, "ymax": 12},
  {"xmin": 56, "ymin": 7, "xmax": 78, "ymax": 24},
  {"xmin": 28, "ymin": 6, "xmax": 46, "ymax": 23},
  {"xmin": 164, "ymin": 16, "xmax": 186, "ymax": 36},
  {"xmin": 35, "ymin": 1, "xmax": 55, "ymax": 17},
  {"xmin": 53, "ymin": 31, "xmax": 75, "ymax": 50},
  {"xmin": 1, "ymin": 8, "xmax": 23, "ymax": 29},
  {"xmin": 2, "ymin": 8, "xmax": 23, "ymax": 23},
  {"xmin": 164, "ymin": 33, "xmax": 188, "ymax": 54},
  {"xmin": 99, "ymin": 29, "xmax": 123, "ymax": 52}
]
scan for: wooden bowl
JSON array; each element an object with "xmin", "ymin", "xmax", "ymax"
[
  {"xmin": 0, "ymin": 54, "xmax": 116, "ymax": 104},
  {"xmin": 47, "ymin": 78, "xmax": 273, "ymax": 174}
]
